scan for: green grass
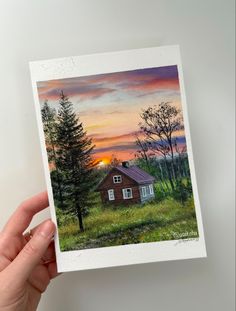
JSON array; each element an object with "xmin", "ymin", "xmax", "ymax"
[{"xmin": 57, "ymin": 193, "xmax": 199, "ymax": 251}]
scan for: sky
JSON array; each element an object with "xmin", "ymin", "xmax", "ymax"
[{"xmin": 37, "ymin": 65, "xmax": 185, "ymax": 165}]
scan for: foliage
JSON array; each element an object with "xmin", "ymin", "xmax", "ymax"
[
  {"xmin": 41, "ymin": 91, "xmax": 98, "ymax": 232},
  {"xmin": 41, "ymin": 101, "xmax": 65, "ymax": 208},
  {"xmin": 57, "ymin": 192, "xmax": 198, "ymax": 251},
  {"xmin": 50, "ymin": 169, "xmax": 66, "ymax": 209},
  {"xmin": 41, "ymin": 101, "xmax": 57, "ymax": 162},
  {"xmin": 56, "ymin": 207, "xmax": 77, "ymax": 227},
  {"xmin": 172, "ymin": 179, "xmax": 193, "ymax": 205},
  {"xmin": 134, "ymin": 156, "xmax": 192, "ymax": 203},
  {"xmin": 136, "ymin": 102, "xmax": 189, "ymax": 193}
]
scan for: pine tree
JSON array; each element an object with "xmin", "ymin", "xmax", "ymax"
[
  {"xmin": 56, "ymin": 91, "xmax": 96, "ymax": 232},
  {"xmin": 41, "ymin": 101, "xmax": 64, "ymax": 208}
]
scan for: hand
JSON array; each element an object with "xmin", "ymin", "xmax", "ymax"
[{"xmin": 0, "ymin": 192, "xmax": 59, "ymax": 311}]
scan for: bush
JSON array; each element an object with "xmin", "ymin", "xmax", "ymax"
[
  {"xmin": 56, "ymin": 208, "xmax": 77, "ymax": 227},
  {"xmin": 172, "ymin": 179, "xmax": 192, "ymax": 204},
  {"xmin": 154, "ymin": 186, "xmax": 169, "ymax": 202}
]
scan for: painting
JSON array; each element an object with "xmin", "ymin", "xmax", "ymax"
[{"xmin": 30, "ymin": 46, "xmax": 206, "ymax": 272}]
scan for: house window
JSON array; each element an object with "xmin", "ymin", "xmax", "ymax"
[
  {"xmin": 149, "ymin": 184, "xmax": 154, "ymax": 195},
  {"xmin": 141, "ymin": 186, "xmax": 147, "ymax": 197},
  {"xmin": 142, "ymin": 185, "xmax": 154, "ymax": 197},
  {"xmin": 108, "ymin": 189, "xmax": 115, "ymax": 201},
  {"xmin": 113, "ymin": 175, "xmax": 122, "ymax": 183},
  {"xmin": 122, "ymin": 188, "xmax": 133, "ymax": 199}
]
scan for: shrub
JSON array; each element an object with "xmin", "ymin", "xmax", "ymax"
[
  {"xmin": 56, "ymin": 208, "xmax": 77, "ymax": 227},
  {"xmin": 172, "ymin": 179, "xmax": 192, "ymax": 205}
]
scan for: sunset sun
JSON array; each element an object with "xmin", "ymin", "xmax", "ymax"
[
  {"xmin": 97, "ymin": 158, "xmax": 110, "ymax": 167},
  {"xmin": 98, "ymin": 160, "xmax": 105, "ymax": 167}
]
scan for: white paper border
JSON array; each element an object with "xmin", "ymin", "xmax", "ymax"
[{"xmin": 30, "ymin": 45, "xmax": 207, "ymax": 272}]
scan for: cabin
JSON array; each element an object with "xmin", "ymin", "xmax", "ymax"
[{"xmin": 97, "ymin": 161, "xmax": 155, "ymax": 205}]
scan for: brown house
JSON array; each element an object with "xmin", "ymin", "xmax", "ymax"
[{"xmin": 97, "ymin": 161, "xmax": 155, "ymax": 205}]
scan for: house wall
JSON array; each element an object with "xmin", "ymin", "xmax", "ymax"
[
  {"xmin": 139, "ymin": 184, "xmax": 155, "ymax": 203},
  {"xmin": 99, "ymin": 169, "xmax": 141, "ymax": 205}
]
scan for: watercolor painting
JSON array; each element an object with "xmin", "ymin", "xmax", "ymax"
[{"xmin": 36, "ymin": 65, "xmax": 199, "ymax": 252}]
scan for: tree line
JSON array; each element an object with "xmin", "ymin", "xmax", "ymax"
[
  {"xmin": 41, "ymin": 91, "xmax": 97, "ymax": 232},
  {"xmin": 134, "ymin": 102, "xmax": 193, "ymax": 203}
]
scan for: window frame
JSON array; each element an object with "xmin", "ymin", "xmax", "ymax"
[
  {"xmin": 113, "ymin": 175, "xmax": 122, "ymax": 184},
  {"xmin": 108, "ymin": 189, "xmax": 115, "ymax": 201},
  {"xmin": 141, "ymin": 186, "xmax": 147, "ymax": 197},
  {"xmin": 149, "ymin": 184, "xmax": 154, "ymax": 195},
  {"xmin": 122, "ymin": 188, "xmax": 133, "ymax": 199}
]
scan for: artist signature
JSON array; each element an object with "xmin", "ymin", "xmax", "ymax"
[{"xmin": 172, "ymin": 231, "xmax": 199, "ymax": 246}]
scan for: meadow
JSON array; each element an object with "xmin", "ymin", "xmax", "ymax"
[{"xmin": 57, "ymin": 186, "xmax": 199, "ymax": 251}]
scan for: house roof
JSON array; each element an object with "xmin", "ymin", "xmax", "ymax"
[
  {"xmin": 115, "ymin": 165, "xmax": 155, "ymax": 184},
  {"xmin": 97, "ymin": 165, "xmax": 155, "ymax": 190}
]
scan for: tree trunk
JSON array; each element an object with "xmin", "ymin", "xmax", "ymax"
[
  {"xmin": 76, "ymin": 205, "xmax": 84, "ymax": 232},
  {"xmin": 158, "ymin": 160, "xmax": 170, "ymax": 192},
  {"xmin": 171, "ymin": 160, "xmax": 177, "ymax": 181},
  {"xmin": 164, "ymin": 157, "xmax": 175, "ymax": 191},
  {"xmin": 180, "ymin": 155, "xmax": 186, "ymax": 178}
]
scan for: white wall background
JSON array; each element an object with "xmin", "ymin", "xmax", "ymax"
[{"xmin": 0, "ymin": 1, "xmax": 235, "ymax": 310}]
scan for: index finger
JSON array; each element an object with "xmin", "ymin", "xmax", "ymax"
[{"xmin": 2, "ymin": 192, "xmax": 49, "ymax": 236}]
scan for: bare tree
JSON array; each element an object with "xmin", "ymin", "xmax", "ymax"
[
  {"xmin": 109, "ymin": 154, "xmax": 121, "ymax": 167},
  {"xmin": 139, "ymin": 102, "xmax": 183, "ymax": 190},
  {"xmin": 134, "ymin": 133, "xmax": 150, "ymax": 169},
  {"xmin": 174, "ymin": 138, "xmax": 188, "ymax": 178}
]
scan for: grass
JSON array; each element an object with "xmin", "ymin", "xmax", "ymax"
[{"xmin": 57, "ymin": 192, "xmax": 199, "ymax": 251}]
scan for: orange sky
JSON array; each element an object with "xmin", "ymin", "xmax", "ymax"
[{"xmin": 37, "ymin": 65, "xmax": 185, "ymax": 164}]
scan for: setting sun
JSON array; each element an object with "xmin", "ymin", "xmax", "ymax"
[
  {"xmin": 98, "ymin": 161, "xmax": 105, "ymax": 167},
  {"xmin": 97, "ymin": 157, "xmax": 111, "ymax": 167}
]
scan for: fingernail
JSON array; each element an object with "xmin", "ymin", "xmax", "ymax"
[{"xmin": 39, "ymin": 220, "xmax": 55, "ymax": 238}]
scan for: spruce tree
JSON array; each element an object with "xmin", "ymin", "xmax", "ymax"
[
  {"xmin": 56, "ymin": 91, "xmax": 96, "ymax": 232},
  {"xmin": 41, "ymin": 101, "xmax": 64, "ymax": 208}
]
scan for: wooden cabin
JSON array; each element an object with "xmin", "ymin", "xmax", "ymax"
[{"xmin": 97, "ymin": 161, "xmax": 155, "ymax": 205}]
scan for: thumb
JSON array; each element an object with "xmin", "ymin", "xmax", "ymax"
[{"xmin": 5, "ymin": 220, "xmax": 55, "ymax": 286}]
